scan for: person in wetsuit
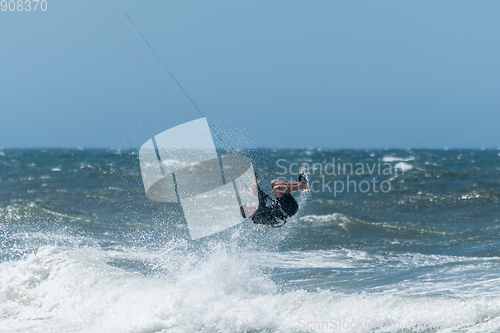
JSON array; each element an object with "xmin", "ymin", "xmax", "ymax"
[{"xmin": 246, "ymin": 171, "xmax": 309, "ymax": 227}]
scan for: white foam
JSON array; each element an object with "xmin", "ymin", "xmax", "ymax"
[
  {"xmin": 0, "ymin": 245, "xmax": 279, "ymax": 332},
  {"xmin": 382, "ymin": 156, "xmax": 415, "ymax": 162},
  {"xmin": 2, "ymin": 245, "xmax": 500, "ymax": 333},
  {"xmin": 301, "ymin": 213, "xmax": 349, "ymax": 223},
  {"xmin": 244, "ymin": 250, "xmax": 355, "ymax": 269},
  {"xmin": 395, "ymin": 162, "xmax": 413, "ymax": 171}
]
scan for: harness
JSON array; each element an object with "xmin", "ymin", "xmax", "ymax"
[
  {"xmin": 257, "ymin": 188, "xmax": 289, "ymax": 228},
  {"xmin": 271, "ymin": 205, "xmax": 288, "ymax": 228}
]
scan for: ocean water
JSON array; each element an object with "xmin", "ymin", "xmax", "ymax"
[{"xmin": 1, "ymin": 148, "xmax": 500, "ymax": 333}]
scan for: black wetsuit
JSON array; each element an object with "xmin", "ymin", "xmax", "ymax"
[{"xmin": 251, "ymin": 186, "xmax": 298, "ymax": 226}]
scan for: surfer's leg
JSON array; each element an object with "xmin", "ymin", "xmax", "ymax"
[{"xmin": 270, "ymin": 179, "xmax": 308, "ymax": 198}]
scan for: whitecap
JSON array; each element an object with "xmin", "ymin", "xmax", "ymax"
[
  {"xmin": 301, "ymin": 213, "xmax": 351, "ymax": 224},
  {"xmin": 382, "ymin": 156, "xmax": 415, "ymax": 162},
  {"xmin": 395, "ymin": 162, "xmax": 413, "ymax": 171}
]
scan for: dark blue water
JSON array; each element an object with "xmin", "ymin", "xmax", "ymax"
[{"xmin": 1, "ymin": 148, "xmax": 500, "ymax": 332}]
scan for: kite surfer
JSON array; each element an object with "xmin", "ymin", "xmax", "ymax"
[{"xmin": 245, "ymin": 167, "xmax": 310, "ymax": 227}]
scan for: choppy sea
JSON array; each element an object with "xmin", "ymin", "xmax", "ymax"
[{"xmin": 1, "ymin": 148, "xmax": 500, "ymax": 333}]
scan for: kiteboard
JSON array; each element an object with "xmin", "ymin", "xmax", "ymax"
[{"xmin": 138, "ymin": 118, "xmax": 259, "ymax": 240}]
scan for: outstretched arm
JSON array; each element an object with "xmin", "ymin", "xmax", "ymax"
[{"xmin": 271, "ymin": 179, "xmax": 309, "ymax": 198}]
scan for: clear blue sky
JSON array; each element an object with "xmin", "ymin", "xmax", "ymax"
[{"xmin": 1, "ymin": 1, "xmax": 499, "ymax": 149}]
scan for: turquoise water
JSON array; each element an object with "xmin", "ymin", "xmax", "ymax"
[{"xmin": 1, "ymin": 148, "xmax": 500, "ymax": 332}]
